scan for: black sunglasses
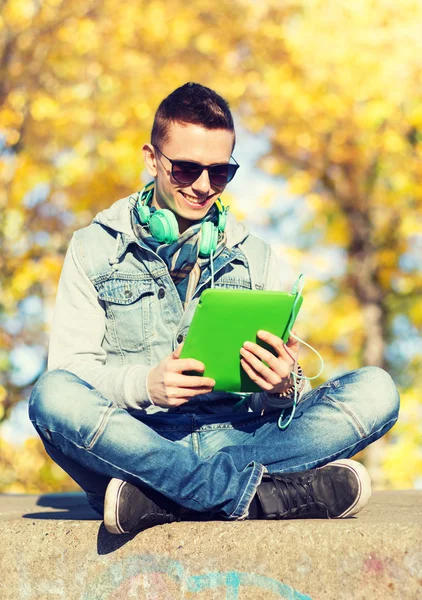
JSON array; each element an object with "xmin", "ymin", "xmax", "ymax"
[{"xmin": 152, "ymin": 145, "xmax": 239, "ymax": 186}]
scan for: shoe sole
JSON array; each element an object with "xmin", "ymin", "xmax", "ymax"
[
  {"xmin": 330, "ymin": 459, "xmax": 372, "ymax": 518},
  {"xmin": 104, "ymin": 478, "xmax": 126, "ymax": 534}
]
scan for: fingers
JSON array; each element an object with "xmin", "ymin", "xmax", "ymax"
[
  {"xmin": 171, "ymin": 341, "xmax": 184, "ymax": 359},
  {"xmin": 150, "ymin": 349, "xmax": 215, "ymax": 408},
  {"xmin": 286, "ymin": 328, "xmax": 300, "ymax": 350},
  {"xmin": 167, "ymin": 372, "xmax": 215, "ymax": 389},
  {"xmin": 281, "ymin": 342, "xmax": 296, "ymax": 363},
  {"xmin": 256, "ymin": 330, "xmax": 299, "ymax": 361},
  {"xmin": 240, "ymin": 331, "xmax": 298, "ymax": 392},
  {"xmin": 170, "ymin": 357, "xmax": 208, "ymax": 375},
  {"xmin": 256, "ymin": 330, "xmax": 285, "ymax": 354},
  {"xmin": 163, "ymin": 377, "xmax": 215, "ymax": 406},
  {"xmin": 242, "ymin": 340, "xmax": 295, "ymax": 371},
  {"xmin": 240, "ymin": 355, "xmax": 278, "ymax": 391},
  {"xmin": 240, "ymin": 345, "xmax": 280, "ymax": 378},
  {"xmin": 240, "ymin": 347, "xmax": 287, "ymax": 388},
  {"xmin": 166, "ymin": 385, "xmax": 215, "ymax": 399}
]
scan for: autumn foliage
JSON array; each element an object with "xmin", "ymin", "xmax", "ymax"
[{"xmin": 1, "ymin": 0, "xmax": 421, "ymax": 492}]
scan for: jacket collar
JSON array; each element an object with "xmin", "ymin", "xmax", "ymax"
[{"xmin": 93, "ymin": 193, "xmax": 250, "ymax": 262}]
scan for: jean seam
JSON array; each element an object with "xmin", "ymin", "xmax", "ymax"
[
  {"xmin": 32, "ymin": 421, "xmax": 52, "ymax": 443},
  {"xmin": 149, "ymin": 414, "xmax": 277, "ymax": 433},
  {"xmin": 147, "ymin": 425, "xmax": 194, "ymax": 432},
  {"xmin": 198, "ymin": 413, "xmax": 276, "ymax": 431},
  {"xmin": 86, "ymin": 405, "xmax": 115, "ymax": 451},
  {"xmin": 228, "ymin": 462, "xmax": 264, "ymax": 519},
  {"xmin": 31, "ymin": 406, "xmax": 114, "ymax": 454},
  {"xmin": 276, "ymin": 416, "xmax": 398, "ymax": 473},
  {"xmin": 324, "ymin": 394, "xmax": 368, "ymax": 438}
]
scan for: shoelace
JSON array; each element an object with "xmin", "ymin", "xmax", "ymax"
[
  {"xmin": 144, "ymin": 498, "xmax": 190, "ymax": 522},
  {"xmin": 268, "ymin": 473, "xmax": 321, "ymax": 518}
]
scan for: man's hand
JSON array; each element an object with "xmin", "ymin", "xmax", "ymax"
[
  {"xmin": 239, "ymin": 329, "xmax": 300, "ymax": 394},
  {"xmin": 147, "ymin": 343, "xmax": 215, "ymax": 408}
]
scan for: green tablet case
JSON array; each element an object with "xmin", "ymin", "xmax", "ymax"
[{"xmin": 180, "ymin": 287, "xmax": 303, "ymax": 393}]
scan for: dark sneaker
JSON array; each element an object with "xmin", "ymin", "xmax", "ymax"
[
  {"xmin": 104, "ymin": 478, "xmax": 190, "ymax": 534},
  {"xmin": 251, "ymin": 459, "xmax": 371, "ymax": 520}
]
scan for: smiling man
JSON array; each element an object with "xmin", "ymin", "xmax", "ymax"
[{"xmin": 28, "ymin": 83, "xmax": 399, "ymax": 535}]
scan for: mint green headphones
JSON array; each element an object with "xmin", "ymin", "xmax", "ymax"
[{"xmin": 136, "ymin": 183, "xmax": 228, "ymax": 257}]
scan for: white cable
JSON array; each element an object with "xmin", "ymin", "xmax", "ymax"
[
  {"xmin": 278, "ymin": 331, "xmax": 325, "ymax": 429},
  {"xmin": 288, "ymin": 331, "xmax": 325, "ymax": 380}
]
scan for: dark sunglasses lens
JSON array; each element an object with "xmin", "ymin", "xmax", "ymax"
[
  {"xmin": 209, "ymin": 164, "xmax": 238, "ymax": 185},
  {"xmin": 172, "ymin": 161, "xmax": 239, "ymax": 185},
  {"xmin": 172, "ymin": 162, "xmax": 202, "ymax": 184}
]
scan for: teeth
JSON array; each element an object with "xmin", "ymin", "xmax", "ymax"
[{"xmin": 182, "ymin": 193, "xmax": 207, "ymax": 203}]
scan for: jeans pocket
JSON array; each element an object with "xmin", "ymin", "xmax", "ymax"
[{"xmin": 299, "ymin": 382, "xmax": 332, "ymax": 408}]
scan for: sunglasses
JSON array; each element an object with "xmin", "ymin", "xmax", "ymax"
[{"xmin": 152, "ymin": 145, "xmax": 239, "ymax": 186}]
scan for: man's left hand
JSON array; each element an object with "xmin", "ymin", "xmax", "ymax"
[{"xmin": 239, "ymin": 330, "xmax": 299, "ymax": 394}]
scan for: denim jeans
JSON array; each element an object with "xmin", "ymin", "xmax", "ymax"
[{"xmin": 28, "ymin": 366, "xmax": 399, "ymax": 519}]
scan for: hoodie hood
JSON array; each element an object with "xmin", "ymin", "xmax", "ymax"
[{"xmin": 92, "ymin": 193, "xmax": 250, "ymax": 250}]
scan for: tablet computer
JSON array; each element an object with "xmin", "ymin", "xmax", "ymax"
[{"xmin": 180, "ymin": 283, "xmax": 303, "ymax": 393}]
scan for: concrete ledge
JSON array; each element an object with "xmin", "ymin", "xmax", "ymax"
[{"xmin": 1, "ymin": 491, "xmax": 421, "ymax": 600}]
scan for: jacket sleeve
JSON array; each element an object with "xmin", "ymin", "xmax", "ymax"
[
  {"xmin": 246, "ymin": 245, "xmax": 311, "ymax": 412},
  {"xmin": 48, "ymin": 235, "xmax": 153, "ymax": 409}
]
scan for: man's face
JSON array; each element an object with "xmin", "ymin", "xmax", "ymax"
[{"xmin": 143, "ymin": 121, "xmax": 235, "ymax": 233}]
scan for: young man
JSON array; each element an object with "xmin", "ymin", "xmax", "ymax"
[{"xmin": 29, "ymin": 83, "xmax": 399, "ymax": 534}]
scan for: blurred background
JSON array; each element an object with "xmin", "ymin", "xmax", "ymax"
[{"xmin": 0, "ymin": 0, "xmax": 421, "ymax": 494}]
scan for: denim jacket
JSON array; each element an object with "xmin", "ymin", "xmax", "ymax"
[{"xmin": 48, "ymin": 194, "xmax": 302, "ymax": 414}]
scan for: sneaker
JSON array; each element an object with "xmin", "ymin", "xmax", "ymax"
[
  {"xmin": 250, "ymin": 459, "xmax": 371, "ymax": 520},
  {"xmin": 104, "ymin": 478, "xmax": 189, "ymax": 534}
]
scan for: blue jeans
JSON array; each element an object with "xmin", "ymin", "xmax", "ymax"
[{"xmin": 28, "ymin": 366, "xmax": 399, "ymax": 519}]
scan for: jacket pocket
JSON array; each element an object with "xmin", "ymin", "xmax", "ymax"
[
  {"xmin": 214, "ymin": 275, "xmax": 251, "ymax": 290},
  {"xmin": 97, "ymin": 277, "xmax": 154, "ymax": 353}
]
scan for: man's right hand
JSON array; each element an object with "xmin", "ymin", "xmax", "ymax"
[{"xmin": 147, "ymin": 343, "xmax": 215, "ymax": 408}]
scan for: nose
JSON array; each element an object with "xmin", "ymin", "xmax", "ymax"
[{"xmin": 191, "ymin": 168, "xmax": 211, "ymax": 195}]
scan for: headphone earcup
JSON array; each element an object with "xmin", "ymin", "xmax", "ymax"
[
  {"xmin": 199, "ymin": 222, "xmax": 218, "ymax": 257},
  {"xmin": 137, "ymin": 203, "xmax": 151, "ymax": 225},
  {"xmin": 149, "ymin": 209, "xmax": 179, "ymax": 244}
]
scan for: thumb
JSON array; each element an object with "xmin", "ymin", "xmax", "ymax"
[
  {"xmin": 287, "ymin": 329, "xmax": 299, "ymax": 346},
  {"xmin": 171, "ymin": 341, "xmax": 184, "ymax": 360}
]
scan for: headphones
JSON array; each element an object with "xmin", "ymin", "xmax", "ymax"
[{"xmin": 136, "ymin": 182, "xmax": 228, "ymax": 257}]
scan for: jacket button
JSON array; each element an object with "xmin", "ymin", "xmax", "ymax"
[
  {"xmin": 124, "ymin": 290, "xmax": 133, "ymax": 298},
  {"xmin": 177, "ymin": 334, "xmax": 184, "ymax": 344},
  {"xmin": 158, "ymin": 288, "xmax": 165, "ymax": 299}
]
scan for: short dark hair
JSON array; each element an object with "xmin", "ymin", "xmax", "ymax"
[{"xmin": 151, "ymin": 82, "xmax": 235, "ymax": 148}]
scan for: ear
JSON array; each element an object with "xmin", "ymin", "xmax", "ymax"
[{"xmin": 143, "ymin": 143, "xmax": 157, "ymax": 177}]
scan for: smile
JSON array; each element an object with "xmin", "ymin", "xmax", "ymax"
[{"xmin": 180, "ymin": 192, "xmax": 212, "ymax": 207}]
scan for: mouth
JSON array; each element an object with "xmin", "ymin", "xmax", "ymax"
[{"xmin": 179, "ymin": 191, "xmax": 213, "ymax": 208}]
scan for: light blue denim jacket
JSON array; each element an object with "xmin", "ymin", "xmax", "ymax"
[{"xmin": 48, "ymin": 194, "xmax": 303, "ymax": 414}]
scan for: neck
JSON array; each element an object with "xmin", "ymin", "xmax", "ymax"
[
  {"xmin": 177, "ymin": 216, "xmax": 196, "ymax": 235},
  {"xmin": 151, "ymin": 188, "xmax": 201, "ymax": 235}
]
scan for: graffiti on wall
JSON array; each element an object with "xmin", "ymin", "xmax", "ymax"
[{"xmin": 83, "ymin": 554, "xmax": 312, "ymax": 599}]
